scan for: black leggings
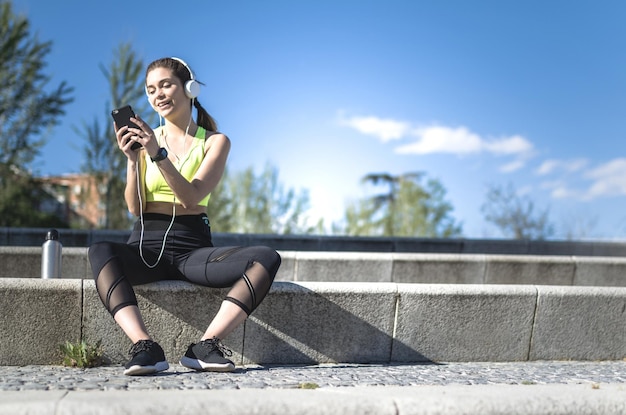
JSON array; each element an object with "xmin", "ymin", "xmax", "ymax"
[{"xmin": 88, "ymin": 213, "xmax": 281, "ymax": 317}]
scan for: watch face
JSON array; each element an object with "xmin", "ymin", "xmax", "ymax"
[{"xmin": 152, "ymin": 147, "xmax": 168, "ymax": 162}]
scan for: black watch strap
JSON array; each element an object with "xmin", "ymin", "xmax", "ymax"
[{"xmin": 151, "ymin": 147, "xmax": 168, "ymax": 163}]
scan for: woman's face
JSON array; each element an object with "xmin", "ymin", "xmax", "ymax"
[{"xmin": 145, "ymin": 67, "xmax": 189, "ymax": 118}]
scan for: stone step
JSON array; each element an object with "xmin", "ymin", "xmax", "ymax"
[
  {"xmin": 1, "ymin": 278, "xmax": 624, "ymax": 366},
  {"xmin": 2, "ymin": 247, "xmax": 626, "ymax": 286}
]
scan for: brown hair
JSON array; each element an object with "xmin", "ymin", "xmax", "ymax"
[{"xmin": 145, "ymin": 57, "xmax": 218, "ymax": 132}]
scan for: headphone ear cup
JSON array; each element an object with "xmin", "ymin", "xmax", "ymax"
[{"xmin": 185, "ymin": 79, "xmax": 200, "ymax": 99}]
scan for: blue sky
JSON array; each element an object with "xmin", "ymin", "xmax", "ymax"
[{"xmin": 14, "ymin": 0, "xmax": 626, "ymax": 239}]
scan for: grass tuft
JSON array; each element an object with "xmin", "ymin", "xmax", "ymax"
[
  {"xmin": 59, "ymin": 340, "xmax": 104, "ymax": 368},
  {"xmin": 298, "ymin": 382, "xmax": 320, "ymax": 389}
]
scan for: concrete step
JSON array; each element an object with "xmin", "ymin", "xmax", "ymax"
[
  {"xmin": 1, "ymin": 278, "xmax": 624, "ymax": 366},
  {"xmin": 3, "ymin": 384, "xmax": 626, "ymax": 415},
  {"xmin": 2, "ymin": 247, "xmax": 626, "ymax": 286}
]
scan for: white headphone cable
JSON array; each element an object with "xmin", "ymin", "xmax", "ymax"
[
  {"xmin": 135, "ymin": 110, "xmax": 193, "ymax": 268},
  {"xmin": 135, "ymin": 154, "xmax": 176, "ymax": 269}
]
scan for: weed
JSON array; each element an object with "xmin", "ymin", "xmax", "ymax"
[
  {"xmin": 59, "ymin": 340, "xmax": 104, "ymax": 368},
  {"xmin": 298, "ymin": 382, "xmax": 320, "ymax": 389}
]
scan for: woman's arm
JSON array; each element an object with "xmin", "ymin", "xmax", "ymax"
[
  {"xmin": 113, "ymin": 118, "xmax": 146, "ymax": 217},
  {"xmin": 153, "ymin": 133, "xmax": 231, "ymax": 208},
  {"xmin": 124, "ymin": 156, "xmax": 144, "ymax": 216}
]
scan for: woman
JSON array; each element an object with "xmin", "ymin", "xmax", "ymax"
[{"xmin": 88, "ymin": 57, "xmax": 281, "ymax": 376}]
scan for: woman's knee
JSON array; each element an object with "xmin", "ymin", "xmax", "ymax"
[
  {"xmin": 254, "ymin": 246, "xmax": 281, "ymax": 276},
  {"xmin": 88, "ymin": 242, "xmax": 117, "ymax": 279}
]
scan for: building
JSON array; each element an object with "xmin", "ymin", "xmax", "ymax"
[{"xmin": 38, "ymin": 174, "xmax": 106, "ymax": 228}]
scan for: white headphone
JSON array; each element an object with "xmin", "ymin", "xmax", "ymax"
[
  {"xmin": 145, "ymin": 56, "xmax": 200, "ymax": 99},
  {"xmin": 171, "ymin": 56, "xmax": 200, "ymax": 99}
]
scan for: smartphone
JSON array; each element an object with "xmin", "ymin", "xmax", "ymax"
[{"xmin": 111, "ymin": 105, "xmax": 142, "ymax": 150}]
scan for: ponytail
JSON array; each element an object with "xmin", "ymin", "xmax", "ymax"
[{"xmin": 194, "ymin": 99, "xmax": 217, "ymax": 132}]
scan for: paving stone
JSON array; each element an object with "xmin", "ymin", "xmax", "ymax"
[{"xmin": 0, "ymin": 361, "xmax": 624, "ymax": 392}]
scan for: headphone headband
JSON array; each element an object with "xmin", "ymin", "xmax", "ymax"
[
  {"xmin": 171, "ymin": 56, "xmax": 200, "ymax": 99},
  {"xmin": 171, "ymin": 56, "xmax": 195, "ymax": 81}
]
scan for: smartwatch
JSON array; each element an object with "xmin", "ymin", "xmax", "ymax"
[{"xmin": 151, "ymin": 147, "xmax": 168, "ymax": 163}]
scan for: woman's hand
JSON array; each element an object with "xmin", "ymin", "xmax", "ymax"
[{"xmin": 115, "ymin": 114, "xmax": 160, "ymax": 160}]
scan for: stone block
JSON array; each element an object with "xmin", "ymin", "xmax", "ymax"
[
  {"xmin": 485, "ymin": 255, "xmax": 575, "ymax": 285},
  {"xmin": 56, "ymin": 247, "xmax": 90, "ymax": 279},
  {"xmin": 391, "ymin": 253, "xmax": 486, "ymax": 284},
  {"xmin": 294, "ymin": 252, "xmax": 393, "ymax": 282},
  {"xmin": 82, "ymin": 280, "xmax": 243, "ymax": 365},
  {"xmin": 530, "ymin": 285, "xmax": 626, "ymax": 360},
  {"xmin": 0, "ymin": 247, "xmax": 40, "ymax": 278},
  {"xmin": 0, "ymin": 278, "xmax": 82, "ymax": 365},
  {"xmin": 243, "ymin": 282, "xmax": 398, "ymax": 364},
  {"xmin": 573, "ymin": 257, "xmax": 626, "ymax": 286},
  {"xmin": 0, "ymin": 247, "xmax": 90, "ymax": 279},
  {"xmin": 274, "ymin": 251, "xmax": 295, "ymax": 281},
  {"xmin": 393, "ymin": 284, "xmax": 537, "ymax": 362}
]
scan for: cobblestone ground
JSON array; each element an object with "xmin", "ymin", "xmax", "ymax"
[{"xmin": 1, "ymin": 361, "xmax": 625, "ymax": 392}]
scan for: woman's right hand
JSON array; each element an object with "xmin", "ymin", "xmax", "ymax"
[{"xmin": 114, "ymin": 122, "xmax": 140, "ymax": 161}]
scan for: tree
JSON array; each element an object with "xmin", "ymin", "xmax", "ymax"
[
  {"xmin": 0, "ymin": 1, "xmax": 73, "ymax": 227},
  {"xmin": 340, "ymin": 172, "xmax": 462, "ymax": 237},
  {"xmin": 207, "ymin": 162, "xmax": 317, "ymax": 234},
  {"xmin": 0, "ymin": 165, "xmax": 68, "ymax": 228},
  {"xmin": 77, "ymin": 43, "xmax": 154, "ymax": 229},
  {"xmin": 481, "ymin": 182, "xmax": 554, "ymax": 240}
]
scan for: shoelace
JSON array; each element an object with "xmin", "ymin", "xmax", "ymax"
[
  {"xmin": 200, "ymin": 337, "xmax": 233, "ymax": 357},
  {"xmin": 128, "ymin": 339, "xmax": 154, "ymax": 356}
]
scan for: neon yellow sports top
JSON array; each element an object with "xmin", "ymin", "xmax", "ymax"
[{"xmin": 144, "ymin": 126, "xmax": 211, "ymax": 207}]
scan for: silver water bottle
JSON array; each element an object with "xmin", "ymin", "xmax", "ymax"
[{"xmin": 41, "ymin": 229, "xmax": 62, "ymax": 279}]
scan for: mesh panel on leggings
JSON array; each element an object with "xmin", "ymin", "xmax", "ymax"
[
  {"xmin": 89, "ymin": 242, "xmax": 139, "ymax": 317},
  {"xmin": 224, "ymin": 261, "xmax": 274, "ymax": 316},
  {"xmin": 95, "ymin": 259, "xmax": 138, "ymax": 316}
]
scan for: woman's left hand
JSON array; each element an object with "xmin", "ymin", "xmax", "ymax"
[{"xmin": 128, "ymin": 114, "xmax": 160, "ymax": 159}]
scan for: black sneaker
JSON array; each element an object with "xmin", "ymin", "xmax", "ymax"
[
  {"xmin": 180, "ymin": 337, "xmax": 235, "ymax": 372},
  {"xmin": 123, "ymin": 339, "xmax": 169, "ymax": 376}
]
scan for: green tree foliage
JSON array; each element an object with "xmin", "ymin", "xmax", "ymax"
[
  {"xmin": 77, "ymin": 43, "xmax": 153, "ymax": 229},
  {"xmin": 207, "ymin": 163, "xmax": 317, "ymax": 234},
  {"xmin": 0, "ymin": 165, "xmax": 67, "ymax": 227},
  {"xmin": 341, "ymin": 172, "xmax": 462, "ymax": 237},
  {"xmin": 481, "ymin": 182, "xmax": 554, "ymax": 240},
  {"xmin": 0, "ymin": 1, "xmax": 73, "ymax": 227}
]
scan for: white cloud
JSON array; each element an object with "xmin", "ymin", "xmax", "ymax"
[
  {"xmin": 583, "ymin": 158, "xmax": 626, "ymax": 199},
  {"xmin": 395, "ymin": 126, "xmax": 483, "ymax": 155},
  {"xmin": 544, "ymin": 158, "xmax": 626, "ymax": 201},
  {"xmin": 484, "ymin": 135, "xmax": 533, "ymax": 155},
  {"xmin": 551, "ymin": 186, "xmax": 578, "ymax": 199},
  {"xmin": 338, "ymin": 114, "xmax": 410, "ymax": 142},
  {"xmin": 536, "ymin": 158, "xmax": 588, "ymax": 176},
  {"xmin": 540, "ymin": 180, "xmax": 580, "ymax": 199},
  {"xmin": 536, "ymin": 160, "xmax": 560, "ymax": 175},
  {"xmin": 395, "ymin": 125, "xmax": 534, "ymax": 160},
  {"xmin": 339, "ymin": 113, "xmax": 535, "ymax": 172}
]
